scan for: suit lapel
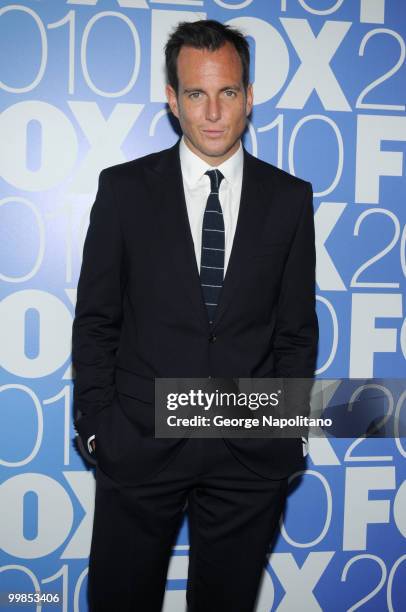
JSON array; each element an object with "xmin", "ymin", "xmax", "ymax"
[
  {"xmin": 152, "ymin": 141, "xmax": 211, "ymax": 329},
  {"xmin": 211, "ymin": 148, "xmax": 272, "ymax": 329}
]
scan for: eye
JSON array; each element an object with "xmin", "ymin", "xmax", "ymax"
[
  {"xmin": 224, "ymin": 90, "xmax": 237, "ymax": 98},
  {"xmin": 189, "ymin": 92, "xmax": 201, "ymax": 99}
]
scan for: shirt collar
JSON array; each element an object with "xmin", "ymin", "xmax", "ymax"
[{"xmin": 179, "ymin": 136, "xmax": 243, "ymax": 188}]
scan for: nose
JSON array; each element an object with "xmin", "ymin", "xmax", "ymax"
[{"xmin": 206, "ymin": 96, "xmax": 221, "ymax": 122}]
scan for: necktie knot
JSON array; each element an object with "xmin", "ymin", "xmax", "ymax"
[{"xmin": 205, "ymin": 169, "xmax": 224, "ymax": 193}]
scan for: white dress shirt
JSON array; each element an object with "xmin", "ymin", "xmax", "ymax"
[{"xmin": 179, "ymin": 136, "xmax": 243, "ymax": 274}]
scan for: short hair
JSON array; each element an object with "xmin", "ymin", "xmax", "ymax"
[{"xmin": 165, "ymin": 19, "xmax": 250, "ymax": 94}]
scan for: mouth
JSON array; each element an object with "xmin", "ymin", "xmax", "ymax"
[{"xmin": 202, "ymin": 129, "xmax": 225, "ymax": 138}]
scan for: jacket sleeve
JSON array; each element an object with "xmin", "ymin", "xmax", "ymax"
[
  {"xmin": 273, "ymin": 181, "xmax": 318, "ymax": 378},
  {"xmin": 72, "ymin": 169, "xmax": 125, "ymax": 447},
  {"xmin": 273, "ymin": 182, "xmax": 318, "ymax": 436}
]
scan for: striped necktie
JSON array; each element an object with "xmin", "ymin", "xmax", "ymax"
[{"xmin": 200, "ymin": 169, "xmax": 225, "ymax": 324}]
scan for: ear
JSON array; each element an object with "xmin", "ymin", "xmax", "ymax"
[
  {"xmin": 166, "ymin": 84, "xmax": 179, "ymax": 119},
  {"xmin": 245, "ymin": 84, "xmax": 253, "ymax": 117}
]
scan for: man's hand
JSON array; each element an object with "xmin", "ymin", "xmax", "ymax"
[{"xmin": 90, "ymin": 439, "xmax": 96, "ymax": 452}]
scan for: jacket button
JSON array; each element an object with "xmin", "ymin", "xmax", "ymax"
[{"xmin": 209, "ymin": 334, "xmax": 217, "ymax": 343}]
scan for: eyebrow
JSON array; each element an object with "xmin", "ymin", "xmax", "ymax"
[{"xmin": 183, "ymin": 85, "xmax": 242, "ymax": 94}]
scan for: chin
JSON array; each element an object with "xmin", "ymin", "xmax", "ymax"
[{"xmin": 201, "ymin": 141, "xmax": 233, "ymax": 156}]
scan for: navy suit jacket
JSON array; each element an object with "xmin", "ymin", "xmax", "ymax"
[{"xmin": 72, "ymin": 140, "xmax": 318, "ymax": 484}]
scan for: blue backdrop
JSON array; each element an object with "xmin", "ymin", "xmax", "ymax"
[{"xmin": 1, "ymin": 0, "xmax": 405, "ymax": 610}]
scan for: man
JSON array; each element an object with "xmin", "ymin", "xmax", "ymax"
[{"xmin": 72, "ymin": 19, "xmax": 318, "ymax": 612}]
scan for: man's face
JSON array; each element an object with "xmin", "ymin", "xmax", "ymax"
[{"xmin": 166, "ymin": 42, "xmax": 253, "ymax": 166}]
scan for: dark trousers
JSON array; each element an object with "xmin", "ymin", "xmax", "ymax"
[{"xmin": 88, "ymin": 437, "xmax": 288, "ymax": 612}]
